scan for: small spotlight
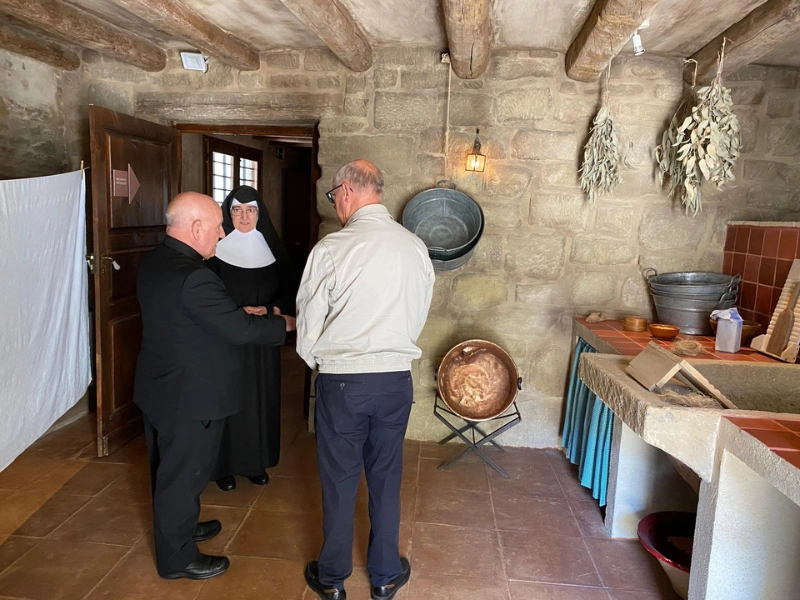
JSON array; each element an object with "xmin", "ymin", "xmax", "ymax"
[{"xmin": 632, "ymin": 30, "xmax": 645, "ymax": 56}]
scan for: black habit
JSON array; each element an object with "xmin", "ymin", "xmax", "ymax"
[
  {"xmin": 134, "ymin": 235, "xmax": 287, "ymax": 575},
  {"xmin": 208, "ymin": 186, "xmax": 298, "ymax": 479}
]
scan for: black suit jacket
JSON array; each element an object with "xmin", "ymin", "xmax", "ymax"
[{"xmin": 134, "ymin": 236, "xmax": 287, "ymax": 420}]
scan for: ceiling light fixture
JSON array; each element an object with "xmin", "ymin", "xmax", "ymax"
[
  {"xmin": 180, "ymin": 51, "xmax": 208, "ymax": 72},
  {"xmin": 632, "ymin": 30, "xmax": 645, "ymax": 56}
]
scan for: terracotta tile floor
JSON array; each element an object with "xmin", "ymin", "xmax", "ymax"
[{"xmin": 0, "ymin": 354, "xmax": 679, "ymax": 600}]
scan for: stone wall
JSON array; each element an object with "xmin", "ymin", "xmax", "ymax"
[{"xmin": 2, "ymin": 46, "xmax": 800, "ymax": 446}]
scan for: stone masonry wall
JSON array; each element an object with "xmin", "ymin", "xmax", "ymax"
[{"xmin": 2, "ymin": 46, "xmax": 800, "ymax": 446}]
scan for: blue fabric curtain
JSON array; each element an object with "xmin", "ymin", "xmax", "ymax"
[{"xmin": 562, "ymin": 338, "xmax": 613, "ymax": 506}]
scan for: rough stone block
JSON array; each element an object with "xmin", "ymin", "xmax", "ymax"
[
  {"xmin": 88, "ymin": 65, "xmax": 148, "ymax": 84},
  {"xmin": 622, "ymin": 124, "xmax": 660, "ymax": 168},
  {"xmin": 766, "ymin": 90, "xmax": 796, "ymax": 118},
  {"xmin": 516, "ymin": 282, "xmax": 569, "ymax": 305},
  {"xmin": 533, "ymin": 163, "xmax": 580, "ymax": 189},
  {"xmin": 622, "ymin": 276, "xmax": 653, "ymax": 310},
  {"xmin": 746, "ymin": 185, "xmax": 800, "ymax": 212},
  {"xmin": 345, "ymin": 74, "xmax": 366, "ymax": 94},
  {"xmin": 400, "ymin": 68, "xmax": 448, "ymax": 89},
  {"xmin": 497, "ymin": 89, "xmax": 552, "ymax": 122},
  {"xmin": 343, "ymin": 97, "xmax": 369, "ymax": 117},
  {"xmin": 512, "ymin": 129, "xmax": 577, "ymax": 161},
  {"xmin": 304, "ymin": 48, "xmax": 340, "ymax": 71},
  {"xmin": 744, "ymin": 159, "xmax": 800, "ymax": 187},
  {"xmin": 238, "ymin": 72, "xmax": 265, "ymax": 88},
  {"xmin": 727, "ymin": 65, "xmax": 768, "ymax": 81},
  {"xmin": 529, "ymin": 191, "xmax": 587, "ymax": 229},
  {"xmin": 451, "ymin": 274, "xmax": 508, "ymax": 311},
  {"xmin": 629, "ymin": 56, "xmax": 682, "ymax": 80},
  {"xmin": 416, "ymin": 315, "xmax": 457, "ymax": 359},
  {"xmin": 737, "ymin": 110, "xmax": 759, "ymax": 153},
  {"xmin": 317, "ymin": 119, "xmax": 366, "ymax": 135},
  {"xmin": 505, "ymin": 234, "xmax": 566, "ymax": 279},
  {"xmin": 487, "ymin": 164, "xmax": 532, "ymax": 196},
  {"xmin": 607, "ymin": 83, "xmax": 645, "ymax": 97},
  {"xmin": 570, "ymin": 272, "xmax": 617, "ymax": 305},
  {"xmin": 374, "ymin": 92, "xmax": 443, "ymax": 129},
  {"xmin": 471, "ymin": 234, "xmax": 505, "ymax": 271},
  {"xmin": 489, "ymin": 56, "xmax": 557, "ymax": 80},
  {"xmin": 766, "ymin": 68, "xmax": 800, "ymax": 88},
  {"xmin": 88, "ymin": 82, "xmax": 134, "ymax": 114},
  {"xmin": 654, "ymin": 82, "xmax": 686, "ymax": 104},
  {"xmin": 638, "ymin": 205, "xmax": 707, "ymax": 252},
  {"xmin": 317, "ymin": 75, "xmax": 341, "ymax": 89},
  {"xmin": 429, "ymin": 274, "xmax": 455, "ymax": 313},
  {"xmin": 318, "ymin": 219, "xmax": 342, "ymax": 239},
  {"xmin": 482, "ymin": 201, "xmax": 523, "ymax": 228},
  {"xmin": 571, "ymin": 237, "xmax": 635, "ymax": 265},
  {"xmin": 439, "ymin": 130, "xmax": 506, "ymax": 159},
  {"xmin": 449, "ymin": 93, "xmax": 493, "ymax": 127},
  {"xmin": 271, "ymin": 74, "xmax": 311, "ymax": 88},
  {"xmin": 375, "ymin": 47, "xmax": 438, "ymax": 66},
  {"xmin": 615, "ymin": 102, "xmax": 671, "ymax": 122},
  {"xmin": 463, "ymin": 308, "xmax": 559, "ymax": 340},
  {"xmin": 554, "ymin": 98, "xmax": 598, "ymax": 125},
  {"xmin": 374, "ymin": 69, "xmax": 398, "ymax": 89},
  {"xmin": 595, "ymin": 206, "xmax": 638, "ymax": 236},
  {"xmin": 729, "ymin": 85, "xmax": 765, "ymax": 105},
  {"xmin": 265, "ymin": 51, "xmax": 301, "ymax": 70},
  {"xmin": 560, "ymin": 82, "xmax": 578, "ymax": 95},
  {"xmin": 766, "ymin": 122, "xmax": 800, "ymax": 156},
  {"xmin": 530, "ymin": 348, "xmax": 570, "ymax": 396},
  {"xmin": 318, "ymin": 135, "xmax": 414, "ymax": 176},
  {"xmin": 609, "ymin": 167, "xmax": 658, "ymax": 197}
]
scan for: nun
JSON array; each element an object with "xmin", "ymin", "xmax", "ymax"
[{"xmin": 209, "ymin": 185, "xmax": 298, "ymax": 491}]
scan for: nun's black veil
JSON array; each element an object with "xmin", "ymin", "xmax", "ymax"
[{"xmin": 219, "ymin": 185, "xmax": 298, "ymax": 315}]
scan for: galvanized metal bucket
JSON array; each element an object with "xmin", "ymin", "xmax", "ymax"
[
  {"xmin": 645, "ymin": 269, "xmax": 741, "ymax": 299},
  {"xmin": 402, "ymin": 181, "xmax": 484, "ymax": 262},
  {"xmin": 652, "ymin": 292, "xmax": 737, "ymax": 335}
]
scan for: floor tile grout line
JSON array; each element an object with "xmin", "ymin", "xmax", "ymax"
[
  {"xmin": 0, "ymin": 537, "xmax": 43, "ymax": 582},
  {"xmin": 78, "ymin": 530, "xmax": 146, "ymax": 600},
  {"xmin": 487, "ymin": 463, "xmax": 513, "ymax": 600}
]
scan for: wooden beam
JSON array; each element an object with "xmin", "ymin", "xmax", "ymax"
[
  {"xmin": 0, "ymin": 17, "xmax": 79, "ymax": 70},
  {"xmin": 0, "ymin": 0, "xmax": 166, "ymax": 71},
  {"xmin": 566, "ymin": 0, "xmax": 660, "ymax": 82},
  {"xmin": 687, "ymin": 0, "xmax": 800, "ymax": 85},
  {"xmin": 113, "ymin": 0, "xmax": 259, "ymax": 71},
  {"xmin": 278, "ymin": 0, "xmax": 372, "ymax": 72},
  {"xmin": 442, "ymin": 0, "xmax": 491, "ymax": 79}
]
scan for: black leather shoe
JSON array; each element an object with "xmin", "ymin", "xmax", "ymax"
[
  {"xmin": 193, "ymin": 520, "xmax": 222, "ymax": 542},
  {"xmin": 371, "ymin": 557, "xmax": 411, "ymax": 600},
  {"xmin": 161, "ymin": 554, "xmax": 230, "ymax": 580},
  {"xmin": 305, "ymin": 561, "xmax": 346, "ymax": 599},
  {"xmin": 216, "ymin": 476, "xmax": 236, "ymax": 491},
  {"xmin": 246, "ymin": 472, "xmax": 269, "ymax": 485}
]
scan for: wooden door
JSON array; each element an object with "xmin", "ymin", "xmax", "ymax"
[
  {"xmin": 281, "ymin": 164, "xmax": 313, "ymax": 282},
  {"xmin": 89, "ymin": 105, "xmax": 179, "ymax": 456}
]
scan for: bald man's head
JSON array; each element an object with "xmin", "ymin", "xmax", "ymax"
[
  {"xmin": 165, "ymin": 192, "xmax": 225, "ymax": 259},
  {"xmin": 330, "ymin": 159, "xmax": 384, "ymax": 225}
]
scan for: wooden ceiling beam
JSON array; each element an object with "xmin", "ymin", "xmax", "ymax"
[
  {"xmin": 442, "ymin": 0, "xmax": 491, "ymax": 79},
  {"xmin": 278, "ymin": 0, "xmax": 372, "ymax": 72},
  {"xmin": 0, "ymin": 0, "xmax": 166, "ymax": 71},
  {"xmin": 566, "ymin": 0, "xmax": 660, "ymax": 82},
  {"xmin": 0, "ymin": 16, "xmax": 80, "ymax": 70},
  {"xmin": 688, "ymin": 0, "xmax": 800, "ymax": 85},
  {"xmin": 113, "ymin": 0, "xmax": 259, "ymax": 71}
]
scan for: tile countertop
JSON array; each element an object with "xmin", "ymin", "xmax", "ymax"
[
  {"xmin": 573, "ymin": 317, "xmax": 778, "ymax": 362},
  {"xmin": 726, "ymin": 416, "xmax": 800, "ymax": 469}
]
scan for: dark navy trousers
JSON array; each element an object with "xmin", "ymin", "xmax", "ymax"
[{"xmin": 314, "ymin": 370, "xmax": 413, "ymax": 589}]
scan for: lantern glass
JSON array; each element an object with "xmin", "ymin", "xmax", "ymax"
[{"xmin": 465, "ymin": 153, "xmax": 485, "ymax": 172}]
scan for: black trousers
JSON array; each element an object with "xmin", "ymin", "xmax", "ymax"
[
  {"xmin": 143, "ymin": 411, "xmax": 224, "ymax": 575},
  {"xmin": 314, "ymin": 371, "xmax": 413, "ymax": 589}
]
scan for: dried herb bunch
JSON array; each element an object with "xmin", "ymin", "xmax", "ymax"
[
  {"xmin": 579, "ymin": 69, "xmax": 621, "ymax": 203},
  {"xmin": 655, "ymin": 41, "xmax": 741, "ymax": 216}
]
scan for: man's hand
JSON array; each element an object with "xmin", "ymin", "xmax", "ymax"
[
  {"xmin": 243, "ymin": 306, "xmax": 267, "ymax": 316},
  {"xmin": 273, "ymin": 306, "xmax": 282, "ymax": 315},
  {"xmin": 281, "ymin": 315, "xmax": 297, "ymax": 332}
]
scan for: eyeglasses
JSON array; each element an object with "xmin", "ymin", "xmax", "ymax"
[
  {"xmin": 325, "ymin": 184, "xmax": 342, "ymax": 204},
  {"xmin": 231, "ymin": 206, "xmax": 258, "ymax": 216}
]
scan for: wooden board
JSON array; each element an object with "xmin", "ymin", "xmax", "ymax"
[{"xmin": 751, "ymin": 259, "xmax": 800, "ymax": 362}]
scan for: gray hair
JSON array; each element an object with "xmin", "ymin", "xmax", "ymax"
[{"xmin": 333, "ymin": 160, "xmax": 384, "ymax": 197}]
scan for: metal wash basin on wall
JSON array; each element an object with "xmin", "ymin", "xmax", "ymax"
[{"xmin": 691, "ymin": 362, "xmax": 800, "ymax": 415}]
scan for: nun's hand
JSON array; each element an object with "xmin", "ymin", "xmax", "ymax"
[{"xmin": 244, "ymin": 305, "xmax": 268, "ymax": 316}]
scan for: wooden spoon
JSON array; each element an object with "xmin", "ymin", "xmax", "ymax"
[{"xmin": 766, "ymin": 282, "xmax": 800, "ymax": 356}]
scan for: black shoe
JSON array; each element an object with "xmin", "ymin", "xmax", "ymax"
[
  {"xmin": 371, "ymin": 557, "xmax": 411, "ymax": 600},
  {"xmin": 193, "ymin": 520, "xmax": 222, "ymax": 542},
  {"xmin": 161, "ymin": 554, "xmax": 230, "ymax": 580},
  {"xmin": 246, "ymin": 472, "xmax": 269, "ymax": 485},
  {"xmin": 216, "ymin": 476, "xmax": 236, "ymax": 491},
  {"xmin": 305, "ymin": 561, "xmax": 346, "ymax": 599}
]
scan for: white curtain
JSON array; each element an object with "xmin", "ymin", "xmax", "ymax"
[{"xmin": 0, "ymin": 170, "xmax": 91, "ymax": 471}]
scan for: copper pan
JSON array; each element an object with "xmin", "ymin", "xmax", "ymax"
[{"xmin": 437, "ymin": 340, "xmax": 521, "ymax": 422}]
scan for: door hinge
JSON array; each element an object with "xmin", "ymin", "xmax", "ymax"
[{"xmin": 86, "ymin": 253, "xmax": 95, "ymax": 275}]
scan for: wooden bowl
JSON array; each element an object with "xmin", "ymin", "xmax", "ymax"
[
  {"xmin": 623, "ymin": 316, "xmax": 648, "ymax": 332},
  {"xmin": 709, "ymin": 319, "xmax": 763, "ymax": 347},
  {"xmin": 650, "ymin": 324, "xmax": 680, "ymax": 340}
]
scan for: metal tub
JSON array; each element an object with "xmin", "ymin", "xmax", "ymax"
[
  {"xmin": 645, "ymin": 269, "xmax": 740, "ymax": 299},
  {"xmin": 652, "ymin": 292, "xmax": 737, "ymax": 335}
]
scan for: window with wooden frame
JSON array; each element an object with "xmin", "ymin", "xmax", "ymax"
[{"xmin": 203, "ymin": 136, "xmax": 263, "ymax": 204}]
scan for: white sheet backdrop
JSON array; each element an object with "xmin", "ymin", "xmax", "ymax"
[{"xmin": 0, "ymin": 170, "xmax": 91, "ymax": 471}]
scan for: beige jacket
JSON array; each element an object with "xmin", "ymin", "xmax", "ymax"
[{"xmin": 296, "ymin": 204, "xmax": 435, "ymax": 373}]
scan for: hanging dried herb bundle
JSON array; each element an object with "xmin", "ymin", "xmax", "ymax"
[
  {"xmin": 655, "ymin": 41, "xmax": 741, "ymax": 216},
  {"xmin": 579, "ymin": 69, "xmax": 621, "ymax": 203}
]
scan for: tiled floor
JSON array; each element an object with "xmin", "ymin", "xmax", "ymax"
[{"xmin": 0, "ymin": 353, "xmax": 679, "ymax": 600}]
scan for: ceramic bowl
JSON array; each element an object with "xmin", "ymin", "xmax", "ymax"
[
  {"xmin": 709, "ymin": 319, "xmax": 763, "ymax": 347},
  {"xmin": 649, "ymin": 324, "xmax": 680, "ymax": 340}
]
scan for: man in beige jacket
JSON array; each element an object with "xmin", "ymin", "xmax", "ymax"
[{"xmin": 297, "ymin": 160, "xmax": 434, "ymax": 600}]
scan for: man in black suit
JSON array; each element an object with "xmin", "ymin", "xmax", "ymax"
[{"xmin": 134, "ymin": 192, "xmax": 294, "ymax": 580}]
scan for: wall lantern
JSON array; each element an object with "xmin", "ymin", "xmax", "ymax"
[{"xmin": 465, "ymin": 129, "xmax": 486, "ymax": 173}]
